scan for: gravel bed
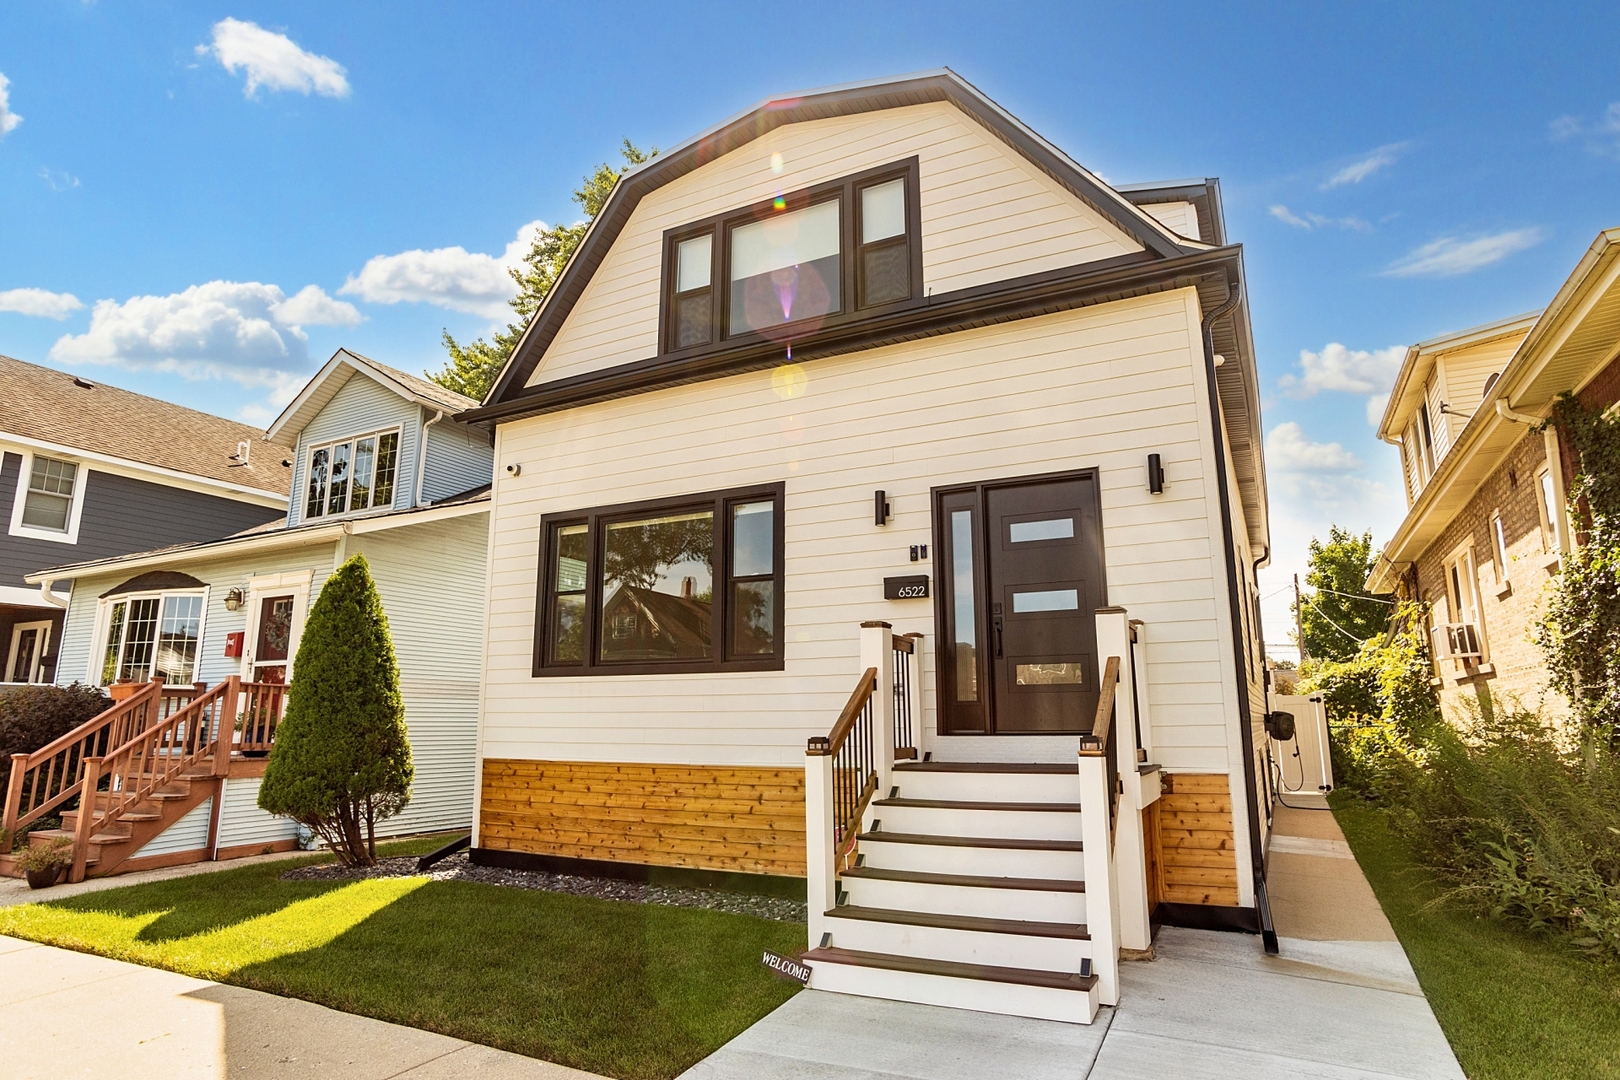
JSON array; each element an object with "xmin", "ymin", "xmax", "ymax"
[{"xmin": 280, "ymin": 851, "xmax": 807, "ymax": 923}]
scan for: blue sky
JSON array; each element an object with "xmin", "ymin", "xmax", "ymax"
[{"xmin": 3, "ymin": 2, "xmax": 1619, "ymax": 656}]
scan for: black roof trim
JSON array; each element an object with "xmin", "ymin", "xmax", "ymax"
[
  {"xmin": 101, "ymin": 571, "xmax": 207, "ymax": 598},
  {"xmin": 484, "ymin": 70, "xmax": 1194, "ymax": 406},
  {"xmin": 462, "ymin": 247, "xmax": 1240, "ymax": 427},
  {"xmin": 1119, "ymin": 177, "xmax": 1226, "ymax": 247}
]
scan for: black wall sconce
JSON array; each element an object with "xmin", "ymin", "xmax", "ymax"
[
  {"xmin": 874, "ymin": 490, "xmax": 891, "ymax": 526},
  {"xmin": 1147, "ymin": 454, "xmax": 1165, "ymax": 495}
]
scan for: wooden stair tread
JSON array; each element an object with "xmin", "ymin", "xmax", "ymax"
[
  {"xmin": 90, "ymin": 833, "xmax": 134, "ymax": 845},
  {"xmin": 826, "ymin": 904, "xmax": 1089, "ymax": 939},
  {"xmin": 876, "ymin": 797, "xmax": 1081, "ymax": 813},
  {"xmin": 116, "ymin": 812, "xmax": 161, "ymax": 822},
  {"xmin": 841, "ymin": 866, "xmax": 1085, "ymax": 892},
  {"xmin": 858, "ymin": 831, "xmax": 1083, "ymax": 852},
  {"xmin": 805, "ymin": 947, "xmax": 1099, "ymax": 992},
  {"xmin": 893, "ymin": 762, "xmax": 1074, "ymax": 774}
]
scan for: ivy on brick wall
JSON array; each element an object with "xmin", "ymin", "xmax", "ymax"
[{"xmin": 1539, "ymin": 392, "xmax": 1620, "ymax": 739}]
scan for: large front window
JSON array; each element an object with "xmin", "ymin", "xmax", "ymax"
[
  {"xmin": 101, "ymin": 592, "xmax": 203, "ymax": 685},
  {"xmin": 536, "ymin": 484, "xmax": 785, "ymax": 675},
  {"xmin": 305, "ymin": 430, "xmax": 399, "ymax": 520}
]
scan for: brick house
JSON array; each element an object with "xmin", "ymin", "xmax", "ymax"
[{"xmin": 1369, "ymin": 228, "xmax": 1620, "ymax": 724}]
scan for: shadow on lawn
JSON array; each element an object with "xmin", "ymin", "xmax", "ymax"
[{"xmin": 225, "ymin": 878, "xmax": 805, "ymax": 1080}]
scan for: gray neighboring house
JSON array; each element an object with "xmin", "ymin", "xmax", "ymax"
[{"xmin": 0, "ymin": 355, "xmax": 292, "ymax": 687}]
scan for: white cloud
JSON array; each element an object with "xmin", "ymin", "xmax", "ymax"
[
  {"xmin": 38, "ymin": 167, "xmax": 80, "ymax": 191},
  {"xmin": 236, "ymin": 403, "xmax": 277, "ymax": 425},
  {"xmin": 1269, "ymin": 204, "xmax": 1371, "ymax": 233},
  {"xmin": 1270, "ymin": 204, "xmax": 1311, "ymax": 229},
  {"xmin": 1549, "ymin": 103, "xmax": 1620, "ymax": 156},
  {"xmin": 198, "ymin": 19, "xmax": 349, "ymax": 98},
  {"xmin": 1321, "ymin": 143, "xmax": 1406, "ymax": 189},
  {"xmin": 1385, "ymin": 229, "xmax": 1542, "ymax": 278},
  {"xmin": 49, "ymin": 281, "xmax": 353, "ymax": 390},
  {"xmin": 1280, "ymin": 343, "xmax": 1405, "ymax": 399},
  {"xmin": 1366, "ymin": 393, "xmax": 1390, "ymax": 427},
  {"xmin": 0, "ymin": 288, "xmax": 84, "ymax": 320},
  {"xmin": 340, "ymin": 221, "xmax": 545, "ymax": 319},
  {"xmin": 1266, "ymin": 422, "xmax": 1362, "ymax": 471},
  {"xmin": 270, "ymin": 284, "xmax": 362, "ymax": 327},
  {"xmin": 0, "ymin": 72, "xmax": 21, "ymax": 136}
]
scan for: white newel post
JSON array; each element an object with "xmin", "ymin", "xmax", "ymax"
[
  {"xmin": 1077, "ymin": 749, "xmax": 1119, "ymax": 1005},
  {"xmin": 1096, "ymin": 608, "xmax": 1152, "ymax": 954},
  {"xmin": 804, "ymin": 748, "xmax": 836, "ymax": 947},
  {"xmin": 860, "ymin": 621, "xmax": 896, "ymax": 802}
]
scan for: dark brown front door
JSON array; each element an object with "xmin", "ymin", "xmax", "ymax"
[
  {"xmin": 253, "ymin": 596, "xmax": 294, "ymax": 684},
  {"xmin": 936, "ymin": 472, "xmax": 1107, "ymax": 734}
]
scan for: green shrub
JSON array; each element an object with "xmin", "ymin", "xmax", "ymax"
[
  {"xmin": 0, "ymin": 683, "xmax": 110, "ymax": 792},
  {"xmin": 258, "ymin": 555, "xmax": 412, "ymax": 867}
]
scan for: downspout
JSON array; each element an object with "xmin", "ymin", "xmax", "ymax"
[
  {"xmin": 37, "ymin": 577, "xmax": 69, "ymax": 609},
  {"xmin": 1495, "ymin": 399, "xmax": 1540, "ymax": 426},
  {"xmin": 1199, "ymin": 272, "xmax": 1275, "ymax": 952},
  {"xmin": 415, "ymin": 409, "xmax": 447, "ymax": 508}
]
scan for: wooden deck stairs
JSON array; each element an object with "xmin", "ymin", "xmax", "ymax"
[{"xmin": 3, "ymin": 676, "xmax": 286, "ymax": 881}]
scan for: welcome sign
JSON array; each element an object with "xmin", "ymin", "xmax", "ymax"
[{"xmin": 762, "ymin": 950, "xmax": 812, "ymax": 984}]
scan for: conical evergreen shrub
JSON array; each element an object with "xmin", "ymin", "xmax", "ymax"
[{"xmin": 258, "ymin": 554, "xmax": 412, "ymax": 866}]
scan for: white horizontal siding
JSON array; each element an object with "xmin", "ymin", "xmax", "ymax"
[
  {"xmin": 486, "ymin": 289, "xmax": 1238, "ymax": 774},
  {"xmin": 1140, "ymin": 201, "xmax": 1200, "ymax": 241},
  {"xmin": 132, "ymin": 797, "xmax": 212, "ymax": 858},
  {"xmin": 528, "ymin": 101, "xmax": 1142, "ymax": 387},
  {"xmin": 216, "ymin": 778, "xmax": 300, "ymax": 849},
  {"xmin": 422, "ymin": 420, "xmax": 494, "ymax": 503},
  {"xmin": 289, "ymin": 375, "xmax": 422, "ymax": 526}
]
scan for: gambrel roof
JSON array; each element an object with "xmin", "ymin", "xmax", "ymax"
[{"xmin": 461, "ymin": 69, "xmax": 1268, "ymax": 559}]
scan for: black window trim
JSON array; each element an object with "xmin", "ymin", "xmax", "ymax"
[
  {"xmin": 534, "ymin": 481, "xmax": 787, "ymax": 677},
  {"xmin": 657, "ymin": 157, "xmax": 923, "ymax": 358}
]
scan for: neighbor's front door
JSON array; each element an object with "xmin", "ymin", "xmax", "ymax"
[
  {"xmin": 936, "ymin": 472, "xmax": 1107, "ymax": 735},
  {"xmin": 251, "ymin": 595, "xmax": 295, "ymax": 684},
  {"xmin": 6, "ymin": 620, "xmax": 51, "ymax": 684}
]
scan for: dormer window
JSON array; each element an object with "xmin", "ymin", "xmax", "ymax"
[
  {"xmin": 660, "ymin": 158, "xmax": 921, "ymax": 354},
  {"xmin": 305, "ymin": 429, "xmax": 400, "ymax": 520}
]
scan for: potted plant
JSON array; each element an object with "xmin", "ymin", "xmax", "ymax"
[{"xmin": 16, "ymin": 837, "xmax": 73, "ymax": 889}]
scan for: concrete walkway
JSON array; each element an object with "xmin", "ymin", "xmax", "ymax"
[
  {"xmin": 681, "ymin": 798, "xmax": 1464, "ymax": 1080},
  {"xmin": 0, "ymin": 847, "xmax": 317, "ymax": 909},
  {"xmin": 0, "ymin": 935, "xmax": 603, "ymax": 1079}
]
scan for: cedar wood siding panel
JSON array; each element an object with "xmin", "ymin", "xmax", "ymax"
[
  {"xmin": 484, "ymin": 290, "xmax": 1242, "ymax": 777},
  {"xmin": 421, "ymin": 420, "xmax": 494, "ymax": 503},
  {"xmin": 0, "ymin": 451, "xmax": 285, "ymax": 591},
  {"xmin": 525, "ymin": 102, "xmax": 1143, "ymax": 387},
  {"xmin": 288, "ymin": 376, "xmax": 422, "ymax": 527}
]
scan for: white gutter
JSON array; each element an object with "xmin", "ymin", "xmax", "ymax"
[
  {"xmin": 36, "ymin": 578, "xmax": 69, "ymax": 609},
  {"xmin": 0, "ymin": 431, "xmax": 288, "ymax": 508},
  {"xmin": 1495, "ymin": 399, "xmax": 1541, "ymax": 425},
  {"xmin": 414, "ymin": 410, "xmax": 446, "ymax": 508}
]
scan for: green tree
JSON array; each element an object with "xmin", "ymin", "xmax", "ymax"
[
  {"xmin": 1297, "ymin": 525, "xmax": 1393, "ymax": 662},
  {"xmin": 258, "ymin": 555, "xmax": 412, "ymax": 866},
  {"xmin": 431, "ymin": 140, "xmax": 655, "ymax": 401},
  {"xmin": 1541, "ymin": 392, "xmax": 1620, "ymax": 741}
]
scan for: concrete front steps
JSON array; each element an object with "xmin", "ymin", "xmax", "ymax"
[{"xmin": 803, "ymin": 761, "xmax": 1100, "ymax": 1024}]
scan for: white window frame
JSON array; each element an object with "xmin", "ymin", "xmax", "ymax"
[
  {"xmin": 1534, "ymin": 464, "xmax": 1565, "ymax": 555},
  {"xmin": 302, "ymin": 427, "xmax": 403, "ymax": 523},
  {"xmin": 89, "ymin": 587, "xmax": 210, "ymax": 687},
  {"xmin": 1440, "ymin": 539, "xmax": 1487, "ymax": 667},
  {"xmin": 241, "ymin": 570, "xmax": 313, "ymax": 685},
  {"xmin": 6, "ymin": 619, "xmax": 53, "ymax": 684},
  {"xmin": 8, "ymin": 450, "xmax": 90, "ymax": 544},
  {"xmin": 1490, "ymin": 510, "xmax": 1510, "ymax": 588}
]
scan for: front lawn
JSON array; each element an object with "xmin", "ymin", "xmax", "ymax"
[
  {"xmin": 0, "ymin": 844, "xmax": 804, "ymax": 1080},
  {"xmin": 1335, "ymin": 800, "xmax": 1620, "ymax": 1080}
]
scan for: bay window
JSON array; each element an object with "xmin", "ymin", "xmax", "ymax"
[
  {"xmin": 305, "ymin": 429, "xmax": 399, "ymax": 520},
  {"xmin": 660, "ymin": 158, "xmax": 921, "ymax": 354},
  {"xmin": 536, "ymin": 484, "xmax": 785, "ymax": 675}
]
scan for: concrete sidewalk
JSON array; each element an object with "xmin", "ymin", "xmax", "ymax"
[
  {"xmin": 0, "ymin": 935, "xmax": 603, "ymax": 1080},
  {"xmin": 680, "ymin": 798, "xmax": 1464, "ymax": 1080}
]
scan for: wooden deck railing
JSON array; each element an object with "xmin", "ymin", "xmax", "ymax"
[
  {"xmin": 69, "ymin": 677, "xmax": 240, "ymax": 881},
  {"xmin": 236, "ymin": 682, "xmax": 288, "ymax": 753},
  {"xmin": 891, "ymin": 633, "xmax": 919, "ymax": 760},
  {"xmin": 1079, "ymin": 654, "xmax": 1121, "ymax": 842},
  {"xmin": 3, "ymin": 679, "xmax": 167, "ymax": 844},
  {"xmin": 808, "ymin": 667, "xmax": 878, "ymax": 859}
]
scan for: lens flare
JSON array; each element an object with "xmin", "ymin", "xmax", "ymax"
[
  {"xmin": 772, "ymin": 362, "xmax": 808, "ymax": 399},
  {"xmin": 773, "ymin": 194, "xmax": 786, "ymax": 211},
  {"xmin": 770, "ymin": 152, "xmax": 785, "ymax": 175}
]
